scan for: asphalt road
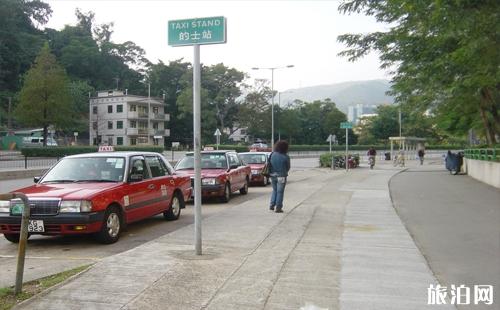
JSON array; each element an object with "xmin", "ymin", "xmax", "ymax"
[
  {"xmin": 0, "ymin": 157, "xmax": 320, "ymax": 288},
  {"xmin": 390, "ymin": 166, "xmax": 500, "ymax": 309}
]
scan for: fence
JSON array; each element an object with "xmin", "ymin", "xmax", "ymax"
[
  {"xmin": 464, "ymin": 149, "xmax": 498, "ymax": 162},
  {"xmin": 0, "ymin": 152, "xmax": 59, "ymax": 171}
]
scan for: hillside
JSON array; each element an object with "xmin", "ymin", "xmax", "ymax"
[{"xmin": 279, "ymin": 79, "xmax": 394, "ymax": 112}]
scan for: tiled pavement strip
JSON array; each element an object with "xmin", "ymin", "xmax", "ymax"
[{"xmin": 14, "ymin": 166, "xmax": 454, "ymax": 310}]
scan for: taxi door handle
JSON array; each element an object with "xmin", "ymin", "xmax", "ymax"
[{"xmin": 148, "ymin": 184, "xmax": 156, "ymax": 190}]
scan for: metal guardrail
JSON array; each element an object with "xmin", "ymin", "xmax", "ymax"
[{"xmin": 464, "ymin": 148, "xmax": 499, "ymax": 162}]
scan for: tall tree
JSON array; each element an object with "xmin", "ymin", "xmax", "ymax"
[
  {"xmin": 0, "ymin": 0, "xmax": 51, "ymax": 93},
  {"xmin": 15, "ymin": 43, "xmax": 73, "ymax": 145},
  {"xmin": 338, "ymin": 0, "xmax": 500, "ymax": 145}
]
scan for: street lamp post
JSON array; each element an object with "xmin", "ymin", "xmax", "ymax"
[{"xmin": 252, "ymin": 65, "xmax": 294, "ymax": 147}]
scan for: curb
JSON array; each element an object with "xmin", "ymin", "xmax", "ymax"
[{"xmin": 12, "ymin": 264, "xmax": 94, "ymax": 310}]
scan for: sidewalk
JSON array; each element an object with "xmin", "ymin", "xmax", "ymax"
[{"xmin": 15, "ymin": 165, "xmax": 454, "ymax": 310}]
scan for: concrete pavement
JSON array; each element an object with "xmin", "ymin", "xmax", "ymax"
[
  {"xmin": 11, "ymin": 162, "xmax": 460, "ymax": 310},
  {"xmin": 391, "ymin": 165, "xmax": 500, "ymax": 310}
]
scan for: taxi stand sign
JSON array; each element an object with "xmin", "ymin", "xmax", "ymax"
[
  {"xmin": 169, "ymin": 16, "xmax": 227, "ymax": 255},
  {"xmin": 340, "ymin": 122, "xmax": 353, "ymax": 171},
  {"xmin": 168, "ymin": 16, "xmax": 226, "ymax": 46}
]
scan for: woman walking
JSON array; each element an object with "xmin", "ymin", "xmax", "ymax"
[{"xmin": 269, "ymin": 140, "xmax": 291, "ymax": 213}]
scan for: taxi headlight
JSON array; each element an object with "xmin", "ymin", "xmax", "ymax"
[
  {"xmin": 0, "ymin": 200, "xmax": 10, "ymax": 213},
  {"xmin": 60, "ymin": 200, "xmax": 92, "ymax": 213},
  {"xmin": 202, "ymin": 178, "xmax": 217, "ymax": 185}
]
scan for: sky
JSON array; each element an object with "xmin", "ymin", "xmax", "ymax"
[{"xmin": 44, "ymin": 0, "xmax": 391, "ymax": 92}]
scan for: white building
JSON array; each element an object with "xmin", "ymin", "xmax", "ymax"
[{"xmin": 89, "ymin": 90, "xmax": 170, "ymax": 146}]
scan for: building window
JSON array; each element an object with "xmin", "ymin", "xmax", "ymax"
[
  {"xmin": 130, "ymin": 138, "xmax": 137, "ymax": 145},
  {"xmin": 108, "ymin": 105, "xmax": 113, "ymax": 113},
  {"xmin": 130, "ymin": 105, "xmax": 136, "ymax": 112},
  {"xmin": 92, "ymin": 122, "xmax": 97, "ymax": 130},
  {"xmin": 153, "ymin": 122, "xmax": 159, "ymax": 130},
  {"xmin": 92, "ymin": 106, "xmax": 98, "ymax": 114},
  {"xmin": 117, "ymin": 121, "xmax": 123, "ymax": 129},
  {"xmin": 117, "ymin": 137, "xmax": 123, "ymax": 145},
  {"xmin": 107, "ymin": 137, "xmax": 113, "ymax": 145},
  {"xmin": 117, "ymin": 105, "xmax": 123, "ymax": 113},
  {"xmin": 130, "ymin": 120, "xmax": 137, "ymax": 128},
  {"xmin": 153, "ymin": 107, "xmax": 159, "ymax": 114},
  {"xmin": 108, "ymin": 121, "xmax": 113, "ymax": 129}
]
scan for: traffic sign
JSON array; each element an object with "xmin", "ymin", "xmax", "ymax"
[
  {"xmin": 340, "ymin": 122, "xmax": 353, "ymax": 129},
  {"xmin": 168, "ymin": 16, "xmax": 226, "ymax": 46},
  {"xmin": 214, "ymin": 128, "xmax": 222, "ymax": 136}
]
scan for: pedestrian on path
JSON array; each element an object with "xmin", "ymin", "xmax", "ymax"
[
  {"xmin": 418, "ymin": 149, "xmax": 425, "ymax": 165},
  {"xmin": 269, "ymin": 140, "xmax": 290, "ymax": 213}
]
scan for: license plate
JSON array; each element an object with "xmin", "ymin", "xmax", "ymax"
[{"xmin": 28, "ymin": 220, "xmax": 44, "ymax": 233}]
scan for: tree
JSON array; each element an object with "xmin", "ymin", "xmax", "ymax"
[
  {"xmin": 238, "ymin": 79, "xmax": 274, "ymax": 141},
  {"xmin": 338, "ymin": 0, "xmax": 500, "ymax": 145},
  {"xmin": 0, "ymin": 0, "xmax": 51, "ymax": 93},
  {"xmin": 176, "ymin": 63, "xmax": 245, "ymax": 144},
  {"xmin": 15, "ymin": 43, "xmax": 74, "ymax": 146}
]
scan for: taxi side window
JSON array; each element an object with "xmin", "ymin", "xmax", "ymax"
[
  {"xmin": 228, "ymin": 154, "xmax": 239, "ymax": 167},
  {"xmin": 130, "ymin": 158, "xmax": 150, "ymax": 180},
  {"xmin": 146, "ymin": 156, "xmax": 167, "ymax": 177}
]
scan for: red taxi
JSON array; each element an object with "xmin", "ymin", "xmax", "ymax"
[
  {"xmin": 0, "ymin": 152, "xmax": 191, "ymax": 244},
  {"xmin": 239, "ymin": 152, "xmax": 271, "ymax": 186},
  {"xmin": 174, "ymin": 151, "xmax": 251, "ymax": 202}
]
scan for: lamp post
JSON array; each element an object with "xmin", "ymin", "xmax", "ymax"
[{"xmin": 252, "ymin": 65, "xmax": 294, "ymax": 147}]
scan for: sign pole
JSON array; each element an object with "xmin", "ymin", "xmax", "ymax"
[
  {"xmin": 329, "ymin": 134, "xmax": 332, "ymax": 153},
  {"xmin": 345, "ymin": 128, "xmax": 348, "ymax": 172},
  {"xmin": 169, "ymin": 16, "xmax": 226, "ymax": 256},
  {"xmin": 193, "ymin": 44, "xmax": 202, "ymax": 255}
]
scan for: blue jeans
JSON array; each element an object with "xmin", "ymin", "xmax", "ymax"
[{"xmin": 270, "ymin": 176, "xmax": 287, "ymax": 209}]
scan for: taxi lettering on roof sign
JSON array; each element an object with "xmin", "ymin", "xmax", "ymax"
[{"xmin": 98, "ymin": 145, "xmax": 115, "ymax": 152}]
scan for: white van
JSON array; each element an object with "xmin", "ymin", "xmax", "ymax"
[{"xmin": 22, "ymin": 136, "xmax": 58, "ymax": 147}]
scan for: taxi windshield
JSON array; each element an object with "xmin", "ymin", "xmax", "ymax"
[
  {"xmin": 176, "ymin": 154, "xmax": 228, "ymax": 170},
  {"xmin": 239, "ymin": 153, "xmax": 267, "ymax": 164},
  {"xmin": 41, "ymin": 157, "xmax": 125, "ymax": 183}
]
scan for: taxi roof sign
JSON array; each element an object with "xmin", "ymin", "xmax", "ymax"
[{"xmin": 98, "ymin": 145, "xmax": 115, "ymax": 152}]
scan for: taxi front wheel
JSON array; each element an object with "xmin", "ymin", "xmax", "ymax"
[
  {"xmin": 3, "ymin": 233, "xmax": 30, "ymax": 243},
  {"xmin": 221, "ymin": 182, "xmax": 231, "ymax": 203},
  {"xmin": 95, "ymin": 206, "xmax": 121, "ymax": 244}
]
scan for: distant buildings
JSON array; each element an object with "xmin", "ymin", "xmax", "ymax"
[
  {"xmin": 348, "ymin": 103, "xmax": 378, "ymax": 124},
  {"xmin": 89, "ymin": 90, "xmax": 170, "ymax": 146}
]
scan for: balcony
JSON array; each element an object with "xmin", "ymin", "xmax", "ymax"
[
  {"xmin": 152, "ymin": 113, "xmax": 170, "ymax": 121},
  {"xmin": 128, "ymin": 111, "xmax": 148, "ymax": 119},
  {"xmin": 126, "ymin": 128, "xmax": 149, "ymax": 135}
]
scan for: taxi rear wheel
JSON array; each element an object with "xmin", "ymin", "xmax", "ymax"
[
  {"xmin": 95, "ymin": 206, "xmax": 121, "ymax": 244},
  {"xmin": 221, "ymin": 182, "xmax": 231, "ymax": 203},
  {"xmin": 164, "ymin": 192, "xmax": 183, "ymax": 221}
]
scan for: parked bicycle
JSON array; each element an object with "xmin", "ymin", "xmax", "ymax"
[{"xmin": 393, "ymin": 151, "xmax": 405, "ymax": 167}]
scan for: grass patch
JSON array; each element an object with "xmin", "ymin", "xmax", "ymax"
[{"xmin": 0, "ymin": 264, "xmax": 90, "ymax": 310}]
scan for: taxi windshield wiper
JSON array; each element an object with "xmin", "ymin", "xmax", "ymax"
[
  {"xmin": 41, "ymin": 179, "xmax": 77, "ymax": 184},
  {"xmin": 76, "ymin": 179, "xmax": 118, "ymax": 183}
]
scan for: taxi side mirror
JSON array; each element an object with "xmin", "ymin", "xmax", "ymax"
[
  {"xmin": 34, "ymin": 176, "xmax": 40, "ymax": 183},
  {"xmin": 129, "ymin": 174, "xmax": 144, "ymax": 182}
]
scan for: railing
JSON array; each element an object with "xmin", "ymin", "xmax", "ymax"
[
  {"xmin": 0, "ymin": 152, "xmax": 58, "ymax": 170},
  {"xmin": 464, "ymin": 148, "xmax": 499, "ymax": 162}
]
